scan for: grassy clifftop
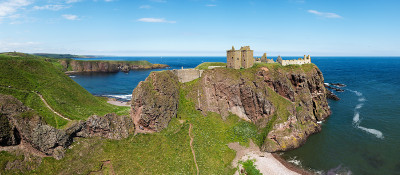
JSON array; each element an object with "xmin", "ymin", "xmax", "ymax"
[{"xmin": 0, "ymin": 53, "xmax": 129, "ymax": 128}]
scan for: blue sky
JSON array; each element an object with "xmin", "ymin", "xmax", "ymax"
[{"xmin": 0, "ymin": 0, "xmax": 399, "ymax": 56}]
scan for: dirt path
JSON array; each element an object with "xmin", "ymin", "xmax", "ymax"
[
  {"xmin": 88, "ymin": 160, "xmax": 116, "ymax": 175},
  {"xmin": 35, "ymin": 92, "xmax": 71, "ymax": 121},
  {"xmin": 189, "ymin": 124, "xmax": 199, "ymax": 175},
  {"xmin": 0, "ymin": 85, "xmax": 71, "ymax": 121},
  {"xmin": 102, "ymin": 160, "xmax": 116, "ymax": 175}
]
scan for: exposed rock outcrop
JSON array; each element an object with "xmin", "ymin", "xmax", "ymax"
[
  {"xmin": 60, "ymin": 60, "xmax": 169, "ymax": 73},
  {"xmin": 130, "ymin": 64, "xmax": 331, "ymax": 152},
  {"xmin": 189, "ymin": 65, "xmax": 331, "ymax": 152},
  {"xmin": 77, "ymin": 113, "xmax": 134, "ymax": 140},
  {"xmin": 131, "ymin": 71, "xmax": 180, "ymax": 132},
  {"xmin": 0, "ymin": 94, "xmax": 134, "ymax": 160}
]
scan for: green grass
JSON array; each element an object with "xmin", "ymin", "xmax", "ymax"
[
  {"xmin": 239, "ymin": 159, "xmax": 262, "ymax": 175},
  {"xmin": 14, "ymin": 77, "xmax": 263, "ymax": 174},
  {"xmin": 253, "ymin": 62, "xmax": 315, "ymax": 73},
  {"xmin": 195, "ymin": 62, "xmax": 227, "ymax": 70},
  {"xmin": 0, "ymin": 53, "xmax": 129, "ymax": 128}
]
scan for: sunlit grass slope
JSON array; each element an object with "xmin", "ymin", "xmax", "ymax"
[{"xmin": 0, "ymin": 53, "xmax": 129, "ymax": 128}]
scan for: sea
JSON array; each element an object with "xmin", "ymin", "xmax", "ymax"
[{"xmin": 72, "ymin": 56, "xmax": 400, "ymax": 175}]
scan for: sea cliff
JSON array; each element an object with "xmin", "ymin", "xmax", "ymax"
[
  {"xmin": 60, "ymin": 59, "xmax": 169, "ymax": 73},
  {"xmin": 131, "ymin": 63, "xmax": 331, "ymax": 152}
]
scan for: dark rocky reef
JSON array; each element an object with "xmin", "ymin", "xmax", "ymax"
[
  {"xmin": 130, "ymin": 64, "xmax": 332, "ymax": 152},
  {"xmin": 131, "ymin": 71, "xmax": 179, "ymax": 132},
  {"xmin": 60, "ymin": 60, "xmax": 169, "ymax": 73},
  {"xmin": 326, "ymin": 89, "xmax": 340, "ymax": 101},
  {"xmin": 0, "ymin": 94, "xmax": 134, "ymax": 160}
]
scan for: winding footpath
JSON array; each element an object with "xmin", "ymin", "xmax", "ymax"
[
  {"xmin": 35, "ymin": 92, "xmax": 71, "ymax": 121},
  {"xmin": 0, "ymin": 85, "xmax": 71, "ymax": 121},
  {"xmin": 189, "ymin": 124, "xmax": 199, "ymax": 175}
]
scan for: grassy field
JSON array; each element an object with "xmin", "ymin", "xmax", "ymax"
[
  {"xmin": 0, "ymin": 53, "xmax": 129, "ymax": 128},
  {"xmin": 0, "ymin": 79, "xmax": 262, "ymax": 175},
  {"xmin": 195, "ymin": 62, "xmax": 227, "ymax": 70},
  {"xmin": 0, "ymin": 56, "xmax": 316, "ymax": 174}
]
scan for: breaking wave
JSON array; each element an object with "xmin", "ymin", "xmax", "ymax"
[
  {"xmin": 358, "ymin": 126, "xmax": 384, "ymax": 139},
  {"xmin": 103, "ymin": 94, "xmax": 132, "ymax": 101},
  {"xmin": 287, "ymin": 156, "xmax": 302, "ymax": 166},
  {"xmin": 69, "ymin": 75, "xmax": 76, "ymax": 78},
  {"xmin": 350, "ymin": 90, "xmax": 384, "ymax": 139},
  {"xmin": 353, "ymin": 112, "xmax": 360, "ymax": 124}
]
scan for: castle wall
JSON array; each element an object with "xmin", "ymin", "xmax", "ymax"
[
  {"xmin": 241, "ymin": 50, "xmax": 253, "ymax": 68},
  {"xmin": 227, "ymin": 50, "xmax": 242, "ymax": 69},
  {"xmin": 171, "ymin": 69, "xmax": 204, "ymax": 83}
]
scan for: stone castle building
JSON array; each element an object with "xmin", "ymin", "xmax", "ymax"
[
  {"xmin": 227, "ymin": 46, "xmax": 254, "ymax": 69},
  {"xmin": 261, "ymin": 53, "xmax": 275, "ymax": 63},
  {"xmin": 277, "ymin": 55, "xmax": 311, "ymax": 66}
]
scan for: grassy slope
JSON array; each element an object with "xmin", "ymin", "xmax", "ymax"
[
  {"xmin": 8, "ymin": 79, "xmax": 259, "ymax": 174},
  {"xmin": 0, "ymin": 60, "xmax": 316, "ymax": 174},
  {"xmin": 33, "ymin": 53, "xmax": 93, "ymax": 59},
  {"xmin": 0, "ymin": 53, "xmax": 129, "ymax": 128},
  {"xmin": 195, "ymin": 62, "xmax": 227, "ymax": 70}
]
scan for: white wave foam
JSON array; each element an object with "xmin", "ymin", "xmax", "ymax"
[
  {"xmin": 358, "ymin": 98, "xmax": 366, "ymax": 102},
  {"xmin": 324, "ymin": 83, "xmax": 330, "ymax": 86},
  {"xmin": 104, "ymin": 94, "xmax": 132, "ymax": 100},
  {"xmin": 287, "ymin": 156, "xmax": 301, "ymax": 166},
  {"xmin": 358, "ymin": 126, "xmax": 384, "ymax": 139},
  {"xmin": 353, "ymin": 112, "xmax": 360, "ymax": 124},
  {"xmin": 355, "ymin": 103, "xmax": 364, "ymax": 109},
  {"xmin": 69, "ymin": 76, "xmax": 76, "ymax": 78},
  {"xmin": 317, "ymin": 121, "xmax": 322, "ymax": 124},
  {"xmin": 353, "ymin": 90, "xmax": 362, "ymax": 97}
]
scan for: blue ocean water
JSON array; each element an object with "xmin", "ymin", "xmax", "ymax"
[{"xmin": 72, "ymin": 56, "xmax": 400, "ymax": 174}]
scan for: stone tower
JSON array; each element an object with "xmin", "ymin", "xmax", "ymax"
[
  {"xmin": 227, "ymin": 46, "xmax": 254, "ymax": 69},
  {"xmin": 261, "ymin": 53, "xmax": 267, "ymax": 62}
]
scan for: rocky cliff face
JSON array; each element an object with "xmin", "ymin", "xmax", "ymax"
[
  {"xmin": 60, "ymin": 60, "xmax": 168, "ymax": 73},
  {"xmin": 0, "ymin": 94, "xmax": 134, "ymax": 160},
  {"xmin": 130, "ymin": 64, "xmax": 331, "ymax": 152},
  {"xmin": 131, "ymin": 71, "xmax": 179, "ymax": 132},
  {"xmin": 185, "ymin": 65, "xmax": 330, "ymax": 152}
]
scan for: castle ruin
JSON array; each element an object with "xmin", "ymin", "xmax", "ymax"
[
  {"xmin": 227, "ymin": 46, "xmax": 311, "ymax": 68},
  {"xmin": 227, "ymin": 46, "xmax": 254, "ymax": 69},
  {"xmin": 277, "ymin": 55, "xmax": 311, "ymax": 66}
]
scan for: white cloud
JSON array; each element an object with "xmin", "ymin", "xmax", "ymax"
[
  {"xmin": 139, "ymin": 5, "xmax": 151, "ymax": 9},
  {"xmin": 62, "ymin": 14, "xmax": 79, "ymax": 20},
  {"xmin": 206, "ymin": 4, "xmax": 216, "ymax": 7},
  {"xmin": 65, "ymin": 0, "xmax": 81, "ymax": 4},
  {"xmin": 33, "ymin": 5, "xmax": 69, "ymax": 11},
  {"xmin": 0, "ymin": 0, "xmax": 32, "ymax": 17},
  {"xmin": 137, "ymin": 18, "xmax": 175, "ymax": 23},
  {"xmin": 308, "ymin": 10, "xmax": 342, "ymax": 18}
]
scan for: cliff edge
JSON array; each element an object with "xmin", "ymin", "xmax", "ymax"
[
  {"xmin": 131, "ymin": 63, "xmax": 331, "ymax": 152},
  {"xmin": 60, "ymin": 60, "xmax": 169, "ymax": 73}
]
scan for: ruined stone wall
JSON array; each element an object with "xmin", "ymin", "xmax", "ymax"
[
  {"xmin": 227, "ymin": 50, "xmax": 241, "ymax": 69},
  {"xmin": 171, "ymin": 69, "xmax": 204, "ymax": 83},
  {"xmin": 279, "ymin": 55, "xmax": 311, "ymax": 66},
  {"xmin": 241, "ymin": 50, "xmax": 254, "ymax": 68}
]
